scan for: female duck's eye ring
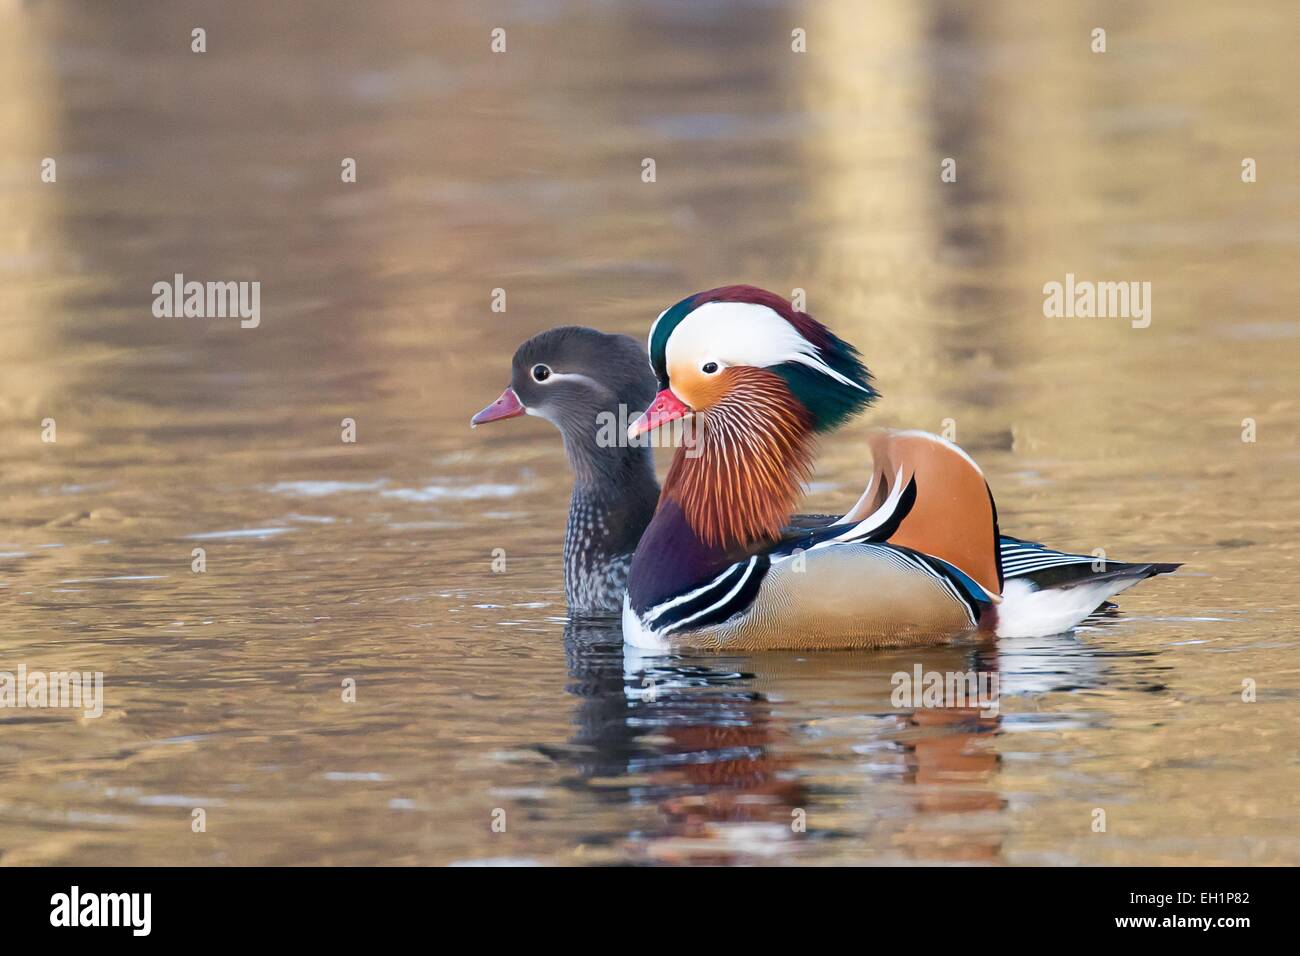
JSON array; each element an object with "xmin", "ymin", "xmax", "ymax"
[
  {"xmin": 701, "ymin": 361, "xmax": 719, "ymax": 374},
  {"xmin": 532, "ymin": 364, "xmax": 552, "ymax": 383}
]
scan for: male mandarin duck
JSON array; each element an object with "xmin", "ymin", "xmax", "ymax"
[
  {"xmin": 622, "ymin": 285, "xmax": 1179, "ymax": 650},
  {"xmin": 471, "ymin": 327, "xmax": 659, "ymax": 614}
]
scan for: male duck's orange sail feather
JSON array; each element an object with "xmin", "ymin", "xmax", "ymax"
[{"xmin": 837, "ymin": 430, "xmax": 1003, "ymax": 603}]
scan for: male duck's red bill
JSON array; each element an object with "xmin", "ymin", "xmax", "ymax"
[{"xmin": 627, "ymin": 388, "xmax": 691, "ymax": 439}]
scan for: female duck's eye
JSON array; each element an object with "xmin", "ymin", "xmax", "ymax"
[
  {"xmin": 701, "ymin": 361, "xmax": 719, "ymax": 374},
  {"xmin": 531, "ymin": 364, "xmax": 552, "ymax": 383}
]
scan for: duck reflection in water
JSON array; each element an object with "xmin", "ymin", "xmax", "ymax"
[
  {"xmin": 560, "ymin": 619, "xmax": 804, "ymax": 864},
  {"xmin": 559, "ymin": 620, "xmax": 1014, "ymax": 864}
]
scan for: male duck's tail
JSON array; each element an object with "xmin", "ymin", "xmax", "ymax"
[{"xmin": 992, "ymin": 537, "xmax": 1181, "ymax": 637}]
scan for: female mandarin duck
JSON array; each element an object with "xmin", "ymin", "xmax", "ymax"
[
  {"xmin": 471, "ymin": 327, "xmax": 659, "ymax": 614},
  {"xmin": 623, "ymin": 285, "xmax": 1178, "ymax": 650}
]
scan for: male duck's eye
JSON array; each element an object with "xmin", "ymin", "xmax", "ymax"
[
  {"xmin": 531, "ymin": 364, "xmax": 552, "ymax": 383},
  {"xmin": 701, "ymin": 361, "xmax": 719, "ymax": 374}
]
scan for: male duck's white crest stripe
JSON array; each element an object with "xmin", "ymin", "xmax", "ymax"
[{"xmin": 666, "ymin": 302, "xmax": 870, "ymax": 393}]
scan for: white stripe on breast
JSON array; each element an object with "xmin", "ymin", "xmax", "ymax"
[
  {"xmin": 643, "ymin": 560, "xmax": 745, "ymax": 623},
  {"xmin": 662, "ymin": 556, "xmax": 760, "ymax": 634}
]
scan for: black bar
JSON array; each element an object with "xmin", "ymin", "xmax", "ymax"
[{"xmin": 0, "ymin": 866, "xmax": 1277, "ymax": 940}]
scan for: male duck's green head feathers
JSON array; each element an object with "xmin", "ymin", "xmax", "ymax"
[{"xmin": 646, "ymin": 284, "xmax": 877, "ymax": 433}]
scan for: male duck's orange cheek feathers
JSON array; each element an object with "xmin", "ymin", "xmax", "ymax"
[
  {"xmin": 842, "ymin": 430, "xmax": 1003, "ymax": 601},
  {"xmin": 661, "ymin": 368, "xmax": 816, "ymax": 551},
  {"xmin": 664, "ymin": 361, "xmax": 734, "ymax": 411}
]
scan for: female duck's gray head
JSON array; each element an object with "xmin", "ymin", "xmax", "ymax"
[{"xmin": 473, "ymin": 326, "xmax": 656, "ymax": 447}]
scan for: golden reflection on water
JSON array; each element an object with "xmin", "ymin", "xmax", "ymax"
[{"xmin": 0, "ymin": 0, "xmax": 1297, "ymax": 865}]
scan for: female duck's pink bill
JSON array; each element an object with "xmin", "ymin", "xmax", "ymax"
[{"xmin": 470, "ymin": 387, "xmax": 525, "ymax": 427}]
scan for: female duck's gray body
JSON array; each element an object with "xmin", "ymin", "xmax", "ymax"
[
  {"xmin": 472, "ymin": 326, "xmax": 659, "ymax": 615},
  {"xmin": 562, "ymin": 453, "xmax": 657, "ymax": 611}
]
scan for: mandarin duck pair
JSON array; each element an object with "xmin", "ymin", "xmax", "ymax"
[{"xmin": 472, "ymin": 286, "xmax": 1178, "ymax": 651}]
